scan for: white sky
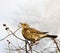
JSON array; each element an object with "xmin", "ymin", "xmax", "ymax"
[{"xmin": 0, "ymin": 0, "xmax": 60, "ymax": 53}]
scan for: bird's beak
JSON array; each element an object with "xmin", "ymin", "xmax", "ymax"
[
  {"xmin": 20, "ymin": 23, "xmax": 22, "ymax": 25},
  {"xmin": 18, "ymin": 23, "xmax": 22, "ymax": 28}
]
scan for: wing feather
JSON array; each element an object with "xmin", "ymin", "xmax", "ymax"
[{"xmin": 25, "ymin": 28, "xmax": 48, "ymax": 34}]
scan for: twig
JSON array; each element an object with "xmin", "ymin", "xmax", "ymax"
[
  {"xmin": 6, "ymin": 40, "xmax": 39, "ymax": 53},
  {"xmin": 41, "ymin": 47, "xmax": 57, "ymax": 53},
  {"xmin": 14, "ymin": 27, "xmax": 21, "ymax": 33},
  {"xmin": 0, "ymin": 27, "xmax": 21, "ymax": 41},
  {"xmin": 8, "ymin": 29, "xmax": 25, "ymax": 41},
  {"xmin": 32, "ymin": 49, "xmax": 40, "ymax": 53},
  {"xmin": 30, "ymin": 45, "xmax": 32, "ymax": 53},
  {"xmin": 6, "ymin": 40, "xmax": 25, "ymax": 53},
  {"xmin": 52, "ymin": 38, "xmax": 60, "ymax": 52},
  {"xmin": 25, "ymin": 40, "xmax": 29, "ymax": 53},
  {"xmin": 56, "ymin": 39, "xmax": 60, "ymax": 45},
  {"xmin": 7, "ymin": 40, "xmax": 10, "ymax": 53},
  {"xmin": 27, "ymin": 42, "xmax": 33, "ymax": 53},
  {"xmin": 0, "ymin": 34, "xmax": 11, "ymax": 41}
]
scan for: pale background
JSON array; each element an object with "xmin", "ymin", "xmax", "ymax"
[{"xmin": 0, "ymin": 0, "xmax": 60, "ymax": 53}]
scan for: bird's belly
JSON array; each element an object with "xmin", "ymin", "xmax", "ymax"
[
  {"xmin": 22, "ymin": 33, "xmax": 39, "ymax": 41},
  {"xmin": 22, "ymin": 32, "xmax": 47, "ymax": 41}
]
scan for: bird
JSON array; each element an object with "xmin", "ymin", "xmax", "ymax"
[{"xmin": 20, "ymin": 23, "xmax": 57, "ymax": 45}]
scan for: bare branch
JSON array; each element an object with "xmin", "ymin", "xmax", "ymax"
[{"xmin": 52, "ymin": 38, "xmax": 60, "ymax": 52}]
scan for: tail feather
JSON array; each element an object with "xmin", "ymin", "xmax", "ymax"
[
  {"xmin": 47, "ymin": 35, "xmax": 57, "ymax": 38},
  {"xmin": 43, "ymin": 32, "xmax": 48, "ymax": 34}
]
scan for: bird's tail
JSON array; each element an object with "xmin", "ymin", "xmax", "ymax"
[{"xmin": 47, "ymin": 35, "xmax": 58, "ymax": 38}]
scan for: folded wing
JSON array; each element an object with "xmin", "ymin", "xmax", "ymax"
[{"xmin": 26, "ymin": 28, "xmax": 48, "ymax": 34}]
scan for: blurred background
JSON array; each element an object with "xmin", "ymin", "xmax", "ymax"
[{"xmin": 0, "ymin": 0, "xmax": 60, "ymax": 53}]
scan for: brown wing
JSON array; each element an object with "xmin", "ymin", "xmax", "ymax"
[{"xmin": 25, "ymin": 28, "xmax": 48, "ymax": 34}]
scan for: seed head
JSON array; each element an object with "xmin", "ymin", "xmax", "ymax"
[
  {"xmin": 3, "ymin": 24, "xmax": 6, "ymax": 26},
  {"xmin": 5, "ymin": 27, "xmax": 9, "ymax": 30}
]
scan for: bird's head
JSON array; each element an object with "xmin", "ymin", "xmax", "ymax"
[{"xmin": 20, "ymin": 23, "xmax": 30, "ymax": 28}]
